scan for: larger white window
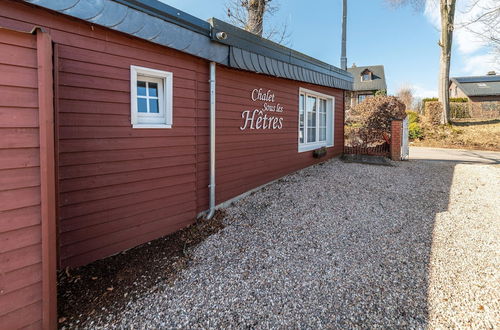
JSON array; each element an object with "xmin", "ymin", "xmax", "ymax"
[
  {"xmin": 298, "ymin": 88, "xmax": 334, "ymax": 152},
  {"xmin": 130, "ymin": 65, "xmax": 173, "ymax": 128}
]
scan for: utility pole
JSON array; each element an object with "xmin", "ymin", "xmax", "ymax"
[{"xmin": 340, "ymin": 0, "xmax": 347, "ymax": 70}]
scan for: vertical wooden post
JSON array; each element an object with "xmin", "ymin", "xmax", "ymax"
[
  {"xmin": 390, "ymin": 120, "xmax": 402, "ymax": 161},
  {"xmin": 36, "ymin": 28, "xmax": 57, "ymax": 330}
]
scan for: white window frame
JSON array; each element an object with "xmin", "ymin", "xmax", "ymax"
[
  {"xmin": 298, "ymin": 88, "xmax": 335, "ymax": 153},
  {"xmin": 130, "ymin": 65, "xmax": 173, "ymax": 129}
]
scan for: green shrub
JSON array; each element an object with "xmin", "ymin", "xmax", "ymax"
[
  {"xmin": 450, "ymin": 97, "xmax": 468, "ymax": 103},
  {"xmin": 422, "ymin": 97, "xmax": 438, "ymax": 105},
  {"xmin": 406, "ymin": 110, "xmax": 420, "ymax": 124},
  {"xmin": 409, "ymin": 122, "xmax": 423, "ymax": 139},
  {"xmin": 375, "ymin": 89, "xmax": 387, "ymax": 96}
]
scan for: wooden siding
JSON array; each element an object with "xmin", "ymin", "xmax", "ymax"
[
  {"xmin": 199, "ymin": 66, "xmax": 344, "ymax": 207},
  {"xmin": 0, "ymin": 28, "xmax": 43, "ymax": 329},
  {"xmin": 0, "ymin": 0, "xmax": 209, "ymax": 267},
  {"xmin": 0, "ymin": 0, "xmax": 345, "ymax": 271}
]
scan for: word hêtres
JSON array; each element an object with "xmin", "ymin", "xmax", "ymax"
[
  {"xmin": 240, "ymin": 88, "xmax": 285, "ymax": 130},
  {"xmin": 240, "ymin": 109, "xmax": 283, "ymax": 130}
]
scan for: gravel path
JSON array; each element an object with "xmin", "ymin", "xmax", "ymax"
[{"xmin": 70, "ymin": 159, "xmax": 499, "ymax": 329}]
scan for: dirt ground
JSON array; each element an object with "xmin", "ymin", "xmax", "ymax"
[
  {"xmin": 412, "ymin": 119, "xmax": 500, "ymax": 151},
  {"xmin": 57, "ymin": 210, "xmax": 227, "ymax": 327}
]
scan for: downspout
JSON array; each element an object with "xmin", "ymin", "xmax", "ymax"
[{"xmin": 207, "ymin": 62, "xmax": 216, "ymax": 219}]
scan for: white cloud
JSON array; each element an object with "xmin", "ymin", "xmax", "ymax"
[
  {"xmin": 424, "ymin": 0, "xmax": 498, "ymax": 76},
  {"xmin": 462, "ymin": 53, "xmax": 500, "ymax": 75},
  {"xmin": 412, "ymin": 84, "xmax": 437, "ymax": 98}
]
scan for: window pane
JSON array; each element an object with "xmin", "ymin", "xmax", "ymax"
[
  {"xmin": 307, "ymin": 111, "xmax": 316, "ymax": 128},
  {"xmin": 307, "ymin": 96, "xmax": 317, "ymax": 114},
  {"xmin": 299, "ymin": 94, "xmax": 305, "ymax": 128},
  {"xmin": 320, "ymin": 111, "xmax": 326, "ymax": 126},
  {"xmin": 137, "ymin": 98, "xmax": 147, "ymax": 113},
  {"xmin": 307, "ymin": 128, "xmax": 316, "ymax": 143},
  {"xmin": 299, "ymin": 127, "xmax": 304, "ymax": 143},
  {"xmin": 149, "ymin": 99, "xmax": 159, "ymax": 113},
  {"xmin": 319, "ymin": 127, "xmax": 326, "ymax": 141},
  {"xmin": 137, "ymin": 81, "xmax": 147, "ymax": 96},
  {"xmin": 320, "ymin": 99, "xmax": 327, "ymax": 112},
  {"xmin": 148, "ymin": 82, "xmax": 158, "ymax": 97}
]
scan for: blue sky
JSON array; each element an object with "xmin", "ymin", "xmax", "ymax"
[{"xmin": 161, "ymin": 0, "xmax": 499, "ymax": 98}]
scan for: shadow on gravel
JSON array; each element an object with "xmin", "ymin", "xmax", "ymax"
[
  {"xmin": 57, "ymin": 210, "xmax": 227, "ymax": 328},
  {"xmin": 56, "ymin": 160, "xmax": 459, "ymax": 328}
]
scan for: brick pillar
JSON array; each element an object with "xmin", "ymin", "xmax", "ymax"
[{"xmin": 390, "ymin": 120, "xmax": 402, "ymax": 161}]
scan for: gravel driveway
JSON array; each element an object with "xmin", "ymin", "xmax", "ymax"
[{"xmin": 67, "ymin": 159, "xmax": 499, "ymax": 329}]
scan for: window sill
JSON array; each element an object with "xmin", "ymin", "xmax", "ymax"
[
  {"xmin": 132, "ymin": 124, "xmax": 172, "ymax": 129},
  {"xmin": 298, "ymin": 142, "xmax": 333, "ymax": 153}
]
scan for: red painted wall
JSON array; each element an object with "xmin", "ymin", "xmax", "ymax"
[
  {"xmin": 0, "ymin": 0, "xmax": 344, "ymax": 270},
  {"xmin": 201, "ymin": 66, "xmax": 344, "ymax": 206},
  {"xmin": 0, "ymin": 28, "xmax": 44, "ymax": 329}
]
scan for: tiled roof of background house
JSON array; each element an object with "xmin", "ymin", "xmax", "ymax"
[
  {"xmin": 347, "ymin": 65, "xmax": 387, "ymax": 92},
  {"xmin": 451, "ymin": 75, "xmax": 500, "ymax": 97}
]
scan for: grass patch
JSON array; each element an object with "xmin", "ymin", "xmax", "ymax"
[{"xmin": 412, "ymin": 118, "xmax": 500, "ymax": 151}]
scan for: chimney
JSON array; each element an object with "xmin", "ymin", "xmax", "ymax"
[
  {"xmin": 487, "ymin": 71, "xmax": 496, "ymax": 75},
  {"xmin": 340, "ymin": 0, "xmax": 347, "ymax": 70}
]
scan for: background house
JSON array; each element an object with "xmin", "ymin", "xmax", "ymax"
[
  {"xmin": 346, "ymin": 64, "xmax": 387, "ymax": 108},
  {"xmin": 449, "ymin": 72, "xmax": 500, "ymax": 119},
  {"xmin": 450, "ymin": 72, "xmax": 500, "ymax": 102}
]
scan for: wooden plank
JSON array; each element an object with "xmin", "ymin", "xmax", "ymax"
[
  {"xmin": 0, "ymin": 128, "xmax": 39, "ymax": 149},
  {"xmin": 58, "ymin": 136, "xmax": 195, "ymax": 153},
  {"xmin": 0, "ymin": 167, "xmax": 40, "ymax": 191},
  {"xmin": 0, "ymin": 148, "xmax": 40, "ymax": 170},
  {"xmin": 0, "ymin": 86, "xmax": 38, "ymax": 108},
  {"xmin": 0, "ymin": 43, "xmax": 36, "ymax": 68},
  {"xmin": 60, "ymin": 191, "xmax": 196, "ymax": 233},
  {"xmin": 60, "ymin": 173, "xmax": 195, "ymax": 206},
  {"xmin": 0, "ymin": 107, "xmax": 39, "ymax": 128},
  {"xmin": 60, "ymin": 163, "xmax": 195, "ymax": 193},
  {"xmin": 0, "ymin": 243, "xmax": 42, "ymax": 275},
  {"xmin": 0, "ymin": 186, "xmax": 40, "ymax": 212},
  {"xmin": 0, "ymin": 263, "xmax": 41, "ymax": 298},
  {"xmin": 0, "ymin": 301, "xmax": 42, "ymax": 330},
  {"xmin": 36, "ymin": 29, "xmax": 57, "ymax": 330},
  {"xmin": 59, "ymin": 154, "xmax": 196, "ymax": 179},
  {"xmin": 0, "ymin": 282, "xmax": 41, "ymax": 316},
  {"xmin": 60, "ymin": 200, "xmax": 195, "ymax": 246},
  {"xmin": 58, "ymin": 145, "xmax": 195, "ymax": 166},
  {"xmin": 0, "ymin": 64, "xmax": 37, "ymax": 89},
  {"xmin": 0, "ymin": 225, "xmax": 41, "ymax": 254},
  {"xmin": 62, "ymin": 210, "xmax": 195, "ymax": 267},
  {"xmin": 0, "ymin": 205, "xmax": 41, "ymax": 233}
]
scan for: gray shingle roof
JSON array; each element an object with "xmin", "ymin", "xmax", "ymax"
[
  {"xmin": 451, "ymin": 75, "xmax": 500, "ymax": 97},
  {"xmin": 23, "ymin": 0, "xmax": 353, "ymax": 90},
  {"xmin": 347, "ymin": 65, "xmax": 387, "ymax": 92}
]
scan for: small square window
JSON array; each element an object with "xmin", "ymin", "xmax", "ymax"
[{"xmin": 130, "ymin": 65, "xmax": 173, "ymax": 128}]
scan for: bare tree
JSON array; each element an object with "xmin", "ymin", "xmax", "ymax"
[
  {"xmin": 387, "ymin": 0, "xmax": 456, "ymax": 124},
  {"xmin": 226, "ymin": 0, "xmax": 289, "ymax": 43},
  {"xmin": 397, "ymin": 85, "xmax": 415, "ymax": 111},
  {"xmin": 458, "ymin": 1, "xmax": 500, "ymax": 57}
]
